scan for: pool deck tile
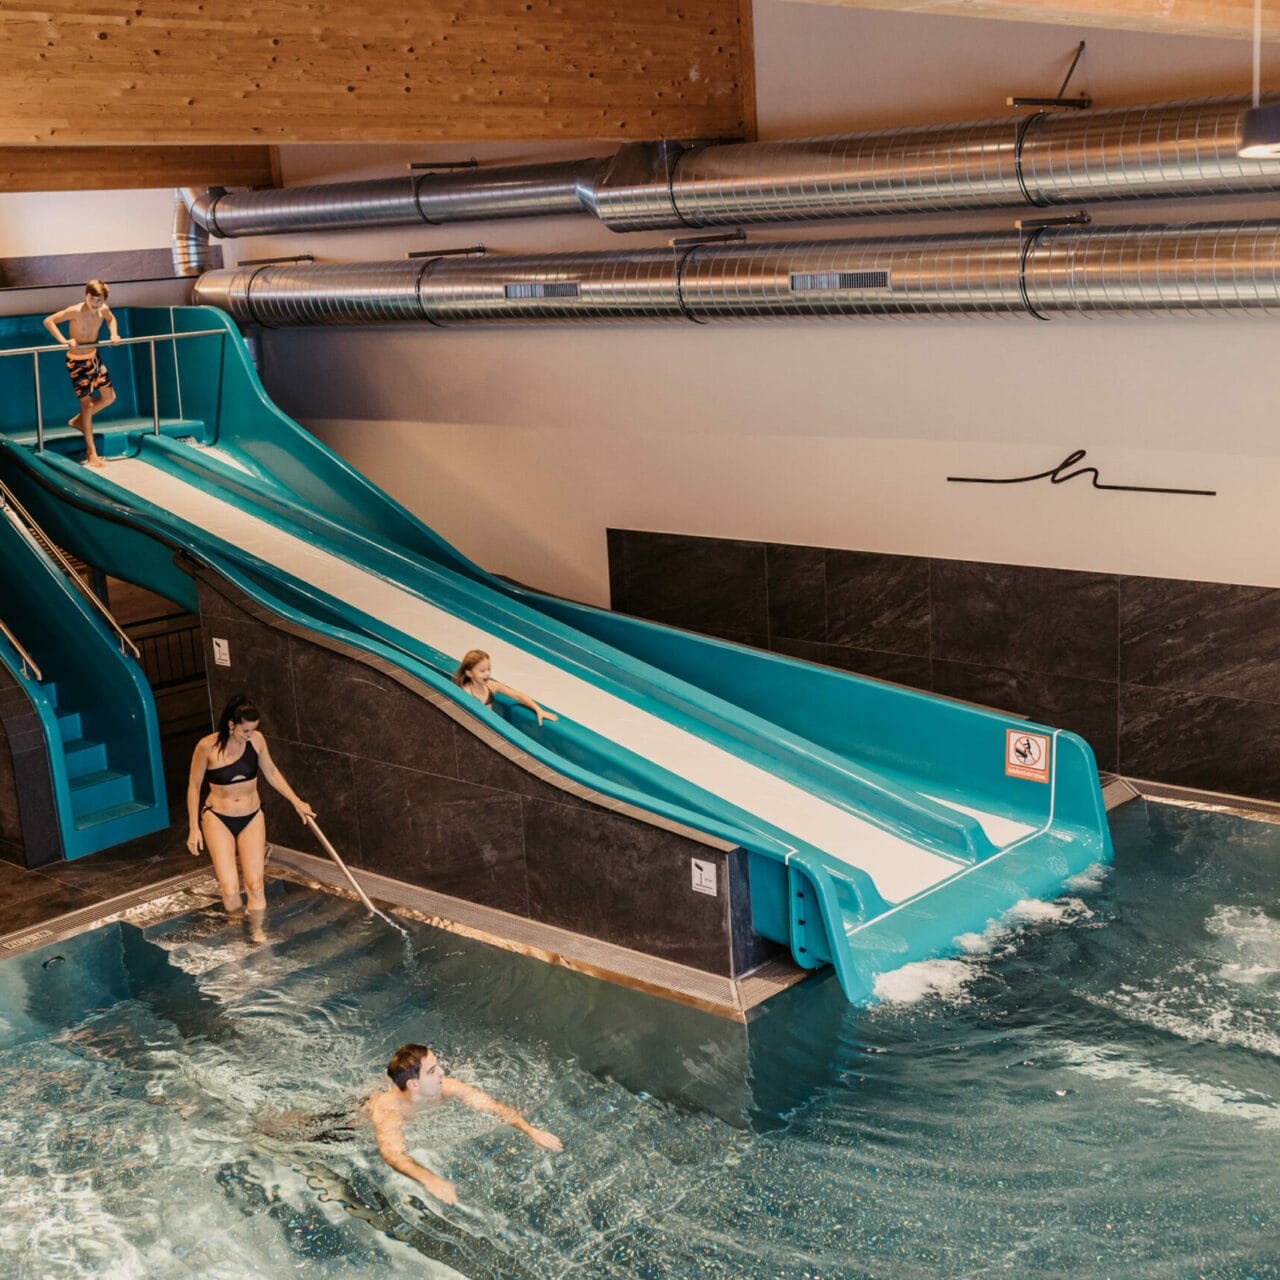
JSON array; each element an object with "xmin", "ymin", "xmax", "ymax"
[{"xmin": 0, "ymin": 819, "xmax": 194, "ymax": 943}]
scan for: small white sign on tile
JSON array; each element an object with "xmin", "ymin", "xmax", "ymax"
[
  {"xmin": 691, "ymin": 858, "xmax": 717, "ymax": 897},
  {"xmin": 212, "ymin": 637, "xmax": 231, "ymax": 667}
]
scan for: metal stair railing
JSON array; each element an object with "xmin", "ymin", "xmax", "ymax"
[
  {"xmin": 0, "ymin": 615, "xmax": 43, "ymax": 682},
  {"xmin": 0, "ymin": 483, "xmax": 141, "ymax": 660},
  {"xmin": 0, "ymin": 327, "xmax": 227, "ymax": 449}
]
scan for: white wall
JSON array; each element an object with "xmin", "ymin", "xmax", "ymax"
[
  {"xmin": 0, "ymin": 189, "xmax": 178, "ymax": 260},
  {"xmin": 10, "ymin": 3, "xmax": 1280, "ymax": 602},
  {"xmin": 0, "ymin": 188, "xmax": 192, "ymax": 319}
]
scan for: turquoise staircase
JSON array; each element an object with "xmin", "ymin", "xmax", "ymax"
[{"xmin": 0, "ymin": 498, "xmax": 168, "ymax": 861}]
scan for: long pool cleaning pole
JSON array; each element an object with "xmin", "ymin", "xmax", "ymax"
[{"xmin": 304, "ymin": 816, "xmax": 411, "ymax": 939}]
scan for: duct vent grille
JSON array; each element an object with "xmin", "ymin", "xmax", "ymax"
[
  {"xmin": 504, "ymin": 282, "xmax": 581, "ymax": 299},
  {"xmin": 790, "ymin": 270, "xmax": 890, "ymax": 292}
]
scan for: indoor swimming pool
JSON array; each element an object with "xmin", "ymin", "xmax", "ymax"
[{"xmin": 1, "ymin": 798, "xmax": 1278, "ymax": 1279}]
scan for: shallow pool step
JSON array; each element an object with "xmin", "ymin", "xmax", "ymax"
[
  {"xmin": 165, "ymin": 900, "xmax": 405, "ymax": 994},
  {"xmin": 144, "ymin": 881, "xmax": 349, "ymax": 959},
  {"xmin": 142, "ymin": 880, "xmax": 300, "ymax": 945}
]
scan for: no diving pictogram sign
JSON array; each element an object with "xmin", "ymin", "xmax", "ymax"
[{"xmin": 1006, "ymin": 729, "xmax": 1050, "ymax": 782}]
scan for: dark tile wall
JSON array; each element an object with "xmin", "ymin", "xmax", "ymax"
[
  {"xmin": 0, "ymin": 668, "xmax": 63, "ymax": 868},
  {"xmin": 608, "ymin": 529, "xmax": 1280, "ymax": 803},
  {"xmin": 0, "ymin": 686, "xmax": 23, "ymax": 863},
  {"xmin": 197, "ymin": 578, "xmax": 775, "ymax": 977}
]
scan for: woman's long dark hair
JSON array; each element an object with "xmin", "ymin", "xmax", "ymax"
[{"xmin": 215, "ymin": 693, "xmax": 260, "ymax": 752}]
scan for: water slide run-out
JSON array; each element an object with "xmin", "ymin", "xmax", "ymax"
[{"xmin": 0, "ymin": 307, "xmax": 1111, "ymax": 1001}]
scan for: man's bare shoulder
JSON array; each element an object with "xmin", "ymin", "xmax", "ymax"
[{"xmin": 365, "ymin": 1086, "xmax": 401, "ymax": 1122}]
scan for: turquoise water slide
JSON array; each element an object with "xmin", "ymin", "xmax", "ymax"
[{"xmin": 0, "ymin": 306, "xmax": 1110, "ymax": 999}]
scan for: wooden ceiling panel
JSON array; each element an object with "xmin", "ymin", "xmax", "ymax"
[
  {"xmin": 0, "ymin": 146, "xmax": 278, "ymax": 192},
  {"xmin": 780, "ymin": 0, "xmax": 1280, "ymax": 44},
  {"xmin": 2, "ymin": 1, "xmax": 756, "ymax": 145}
]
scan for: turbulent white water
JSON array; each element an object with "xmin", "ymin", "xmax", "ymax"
[{"xmin": 2, "ymin": 805, "xmax": 1278, "ymax": 1277}]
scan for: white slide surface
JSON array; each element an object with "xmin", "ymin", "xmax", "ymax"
[{"xmin": 106, "ymin": 456, "xmax": 986, "ymax": 904}]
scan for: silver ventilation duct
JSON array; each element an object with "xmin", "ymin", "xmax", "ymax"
[
  {"xmin": 186, "ymin": 98, "xmax": 1280, "ymax": 239},
  {"xmin": 193, "ymin": 220, "xmax": 1280, "ymax": 325},
  {"xmin": 189, "ymin": 160, "xmax": 609, "ymax": 237},
  {"xmin": 171, "ymin": 189, "xmax": 214, "ymax": 277}
]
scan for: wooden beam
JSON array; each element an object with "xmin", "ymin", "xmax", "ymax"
[
  {"xmin": 0, "ymin": 246, "xmax": 224, "ymax": 292},
  {"xmin": 2, "ymin": 1, "xmax": 756, "ymax": 146},
  {"xmin": 0, "ymin": 146, "xmax": 278, "ymax": 192},
  {"xmin": 779, "ymin": 0, "xmax": 1280, "ymax": 43}
]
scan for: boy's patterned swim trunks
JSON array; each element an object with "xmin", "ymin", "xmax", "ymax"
[{"xmin": 67, "ymin": 352, "xmax": 112, "ymax": 400}]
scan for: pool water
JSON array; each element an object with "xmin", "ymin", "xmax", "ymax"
[{"xmin": 1, "ymin": 798, "xmax": 1278, "ymax": 1279}]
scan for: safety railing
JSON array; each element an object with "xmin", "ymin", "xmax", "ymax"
[
  {"xmin": 0, "ymin": 327, "xmax": 227, "ymax": 450},
  {"xmin": 131, "ymin": 614, "xmax": 205, "ymax": 689},
  {"xmin": 0, "ymin": 615, "xmax": 42, "ymax": 682},
  {"xmin": 0, "ymin": 481, "xmax": 141, "ymax": 659}
]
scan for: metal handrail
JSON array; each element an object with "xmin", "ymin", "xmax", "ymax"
[
  {"xmin": 303, "ymin": 815, "xmax": 412, "ymax": 941},
  {"xmin": 0, "ymin": 485, "xmax": 141, "ymax": 659},
  {"xmin": 0, "ymin": 616, "xmax": 43, "ymax": 682},
  {"xmin": 0, "ymin": 328, "xmax": 229, "ymax": 359},
  {"xmin": 2, "ymin": 328, "xmax": 227, "ymax": 450}
]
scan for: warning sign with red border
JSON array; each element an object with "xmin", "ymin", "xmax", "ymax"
[{"xmin": 1005, "ymin": 729, "xmax": 1050, "ymax": 782}]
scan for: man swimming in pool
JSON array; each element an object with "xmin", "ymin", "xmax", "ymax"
[{"xmin": 367, "ymin": 1043, "xmax": 562, "ymax": 1205}]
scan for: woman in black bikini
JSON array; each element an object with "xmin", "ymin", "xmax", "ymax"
[
  {"xmin": 186, "ymin": 694, "xmax": 315, "ymax": 913},
  {"xmin": 453, "ymin": 649, "xmax": 557, "ymax": 726}
]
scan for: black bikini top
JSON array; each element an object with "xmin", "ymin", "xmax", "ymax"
[{"xmin": 206, "ymin": 738, "xmax": 259, "ymax": 785}]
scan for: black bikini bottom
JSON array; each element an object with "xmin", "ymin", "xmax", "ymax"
[{"xmin": 202, "ymin": 807, "xmax": 262, "ymax": 839}]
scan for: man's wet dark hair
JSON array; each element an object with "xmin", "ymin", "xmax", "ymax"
[
  {"xmin": 387, "ymin": 1043, "xmax": 433, "ymax": 1091},
  {"xmin": 216, "ymin": 693, "xmax": 260, "ymax": 751}
]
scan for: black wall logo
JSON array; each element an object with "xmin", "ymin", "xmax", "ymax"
[{"xmin": 948, "ymin": 449, "xmax": 1215, "ymax": 497}]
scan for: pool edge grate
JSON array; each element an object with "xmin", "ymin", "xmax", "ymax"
[
  {"xmin": 0, "ymin": 870, "xmax": 222, "ymax": 957},
  {"xmin": 1122, "ymin": 776, "xmax": 1280, "ymax": 826}
]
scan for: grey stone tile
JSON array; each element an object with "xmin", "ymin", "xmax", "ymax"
[
  {"xmin": 606, "ymin": 528, "xmax": 626, "ymax": 609},
  {"xmin": 524, "ymin": 797, "xmax": 732, "ymax": 974},
  {"xmin": 290, "ymin": 641, "xmax": 458, "ymax": 778},
  {"xmin": 769, "ymin": 637, "xmax": 931, "ymax": 690},
  {"xmin": 0, "ymin": 879, "xmax": 99, "ymax": 933},
  {"xmin": 699, "ymin": 626, "xmax": 772, "ymax": 653},
  {"xmin": 454, "ymin": 728, "xmax": 591, "ymax": 811},
  {"xmin": 196, "ymin": 580, "xmax": 241, "ymax": 624},
  {"xmin": 255, "ymin": 738, "xmax": 360, "ymax": 863},
  {"xmin": 35, "ymin": 839, "xmax": 193, "ymax": 898},
  {"xmin": 727, "ymin": 848, "xmax": 782, "ymax": 975},
  {"xmin": 932, "ymin": 659, "xmax": 1119, "ymax": 772},
  {"xmin": 932, "ymin": 559, "xmax": 1119, "ymax": 681},
  {"xmin": 1120, "ymin": 684, "xmax": 1280, "ymax": 801},
  {"xmin": 202, "ymin": 613, "xmax": 299, "ymax": 744},
  {"xmin": 609, "ymin": 530, "xmax": 768, "ymax": 637},
  {"xmin": 826, "ymin": 549, "xmax": 930, "ymax": 657},
  {"xmin": 766, "ymin": 543, "xmax": 826, "ymax": 643},
  {"xmin": 353, "ymin": 757, "xmax": 528, "ymax": 915},
  {"xmin": 1120, "ymin": 577, "xmax": 1280, "ymax": 704},
  {"xmin": 822, "ymin": 645, "xmax": 933, "ymax": 690}
]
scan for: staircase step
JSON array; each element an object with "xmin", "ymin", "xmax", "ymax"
[
  {"xmin": 62, "ymin": 737, "xmax": 108, "ymax": 779},
  {"xmin": 56, "ymin": 710, "xmax": 83, "ymax": 741},
  {"xmin": 72, "ymin": 799, "xmax": 151, "ymax": 831},
  {"xmin": 69, "ymin": 767, "xmax": 134, "ymax": 816},
  {"xmin": 42, "ymin": 680, "xmax": 59, "ymax": 709}
]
